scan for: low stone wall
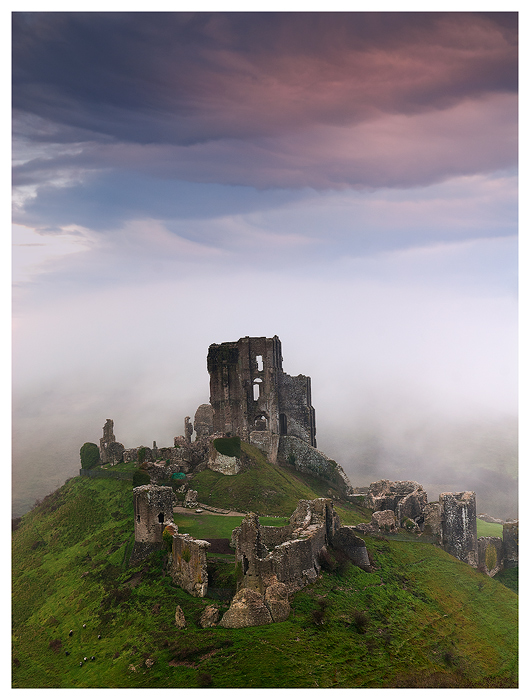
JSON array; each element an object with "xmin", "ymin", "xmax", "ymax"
[{"xmin": 79, "ymin": 468, "xmax": 133, "ymax": 481}]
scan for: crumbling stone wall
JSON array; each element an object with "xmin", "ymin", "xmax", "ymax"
[
  {"xmin": 194, "ymin": 404, "xmax": 214, "ymax": 438},
  {"xmin": 440, "ymin": 491, "xmax": 477, "ymax": 567},
  {"xmin": 277, "ymin": 372, "xmax": 316, "ymax": 446},
  {"xmin": 219, "ymin": 580, "xmax": 290, "ymax": 628},
  {"xmin": 106, "ymin": 442, "xmax": 125, "ymax": 466},
  {"xmin": 207, "ymin": 336, "xmax": 316, "ymax": 463},
  {"xmin": 231, "ymin": 498, "xmax": 368, "ymax": 595},
  {"xmin": 503, "ymin": 520, "xmax": 518, "ymax": 568},
  {"xmin": 170, "ymin": 533, "xmax": 210, "ymax": 597},
  {"xmin": 360, "ymin": 484, "xmax": 479, "ymax": 567},
  {"xmin": 421, "ymin": 502, "xmax": 443, "ymax": 544},
  {"xmin": 220, "ymin": 499, "xmax": 370, "ymax": 628},
  {"xmin": 365, "ymin": 480, "xmax": 427, "ymax": 524},
  {"xmin": 278, "ymin": 435, "xmax": 354, "ymax": 496},
  {"xmin": 478, "ymin": 536, "xmax": 504, "ymax": 577},
  {"xmin": 208, "ymin": 441, "xmax": 242, "ymax": 475}
]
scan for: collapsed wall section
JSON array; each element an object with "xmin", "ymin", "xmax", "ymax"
[{"xmin": 279, "ymin": 435, "xmax": 354, "ymax": 496}]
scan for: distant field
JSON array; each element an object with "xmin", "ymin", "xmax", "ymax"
[{"xmin": 477, "ymin": 520, "xmax": 503, "ymax": 539}]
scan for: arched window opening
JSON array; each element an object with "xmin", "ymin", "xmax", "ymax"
[
  {"xmin": 158, "ymin": 512, "xmax": 164, "ymax": 524},
  {"xmin": 279, "ymin": 413, "xmax": 288, "ymax": 436},
  {"xmin": 254, "ymin": 414, "xmax": 268, "ymax": 431},
  {"xmin": 253, "ymin": 378, "xmax": 262, "ymax": 401},
  {"xmin": 256, "ymin": 355, "xmax": 263, "ymax": 371}
]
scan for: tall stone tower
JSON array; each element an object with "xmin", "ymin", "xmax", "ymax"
[{"xmin": 207, "ymin": 336, "xmax": 316, "ymax": 463}]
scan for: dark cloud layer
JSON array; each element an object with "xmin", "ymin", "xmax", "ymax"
[
  {"xmin": 12, "ymin": 12, "xmax": 518, "ymax": 200},
  {"xmin": 13, "ymin": 12, "xmax": 517, "ymax": 144}
]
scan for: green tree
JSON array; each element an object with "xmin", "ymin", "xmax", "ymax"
[{"xmin": 80, "ymin": 442, "xmax": 100, "ymax": 469}]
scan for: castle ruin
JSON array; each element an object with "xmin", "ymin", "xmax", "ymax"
[
  {"xmin": 82, "ymin": 335, "xmax": 518, "ymax": 621},
  {"xmin": 207, "ymin": 336, "xmax": 316, "ymax": 463}
]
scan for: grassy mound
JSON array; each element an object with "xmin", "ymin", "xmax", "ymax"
[
  {"xmin": 189, "ymin": 442, "xmax": 365, "ymax": 517},
  {"xmin": 12, "ymin": 462, "xmax": 517, "ymax": 688}
]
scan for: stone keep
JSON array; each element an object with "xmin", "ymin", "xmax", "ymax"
[
  {"xmin": 207, "ymin": 336, "xmax": 316, "ymax": 463},
  {"xmin": 133, "ymin": 485, "xmax": 175, "ymax": 544}
]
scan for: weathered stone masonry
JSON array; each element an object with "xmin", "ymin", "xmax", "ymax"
[
  {"xmin": 130, "ymin": 485, "xmax": 175, "ymax": 564},
  {"xmin": 207, "ymin": 336, "xmax": 316, "ymax": 464},
  {"xmin": 231, "ymin": 498, "xmax": 371, "ymax": 595},
  {"xmin": 218, "ymin": 498, "xmax": 371, "ymax": 628}
]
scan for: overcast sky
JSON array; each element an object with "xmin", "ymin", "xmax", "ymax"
[{"xmin": 11, "ymin": 9, "xmax": 518, "ymax": 518}]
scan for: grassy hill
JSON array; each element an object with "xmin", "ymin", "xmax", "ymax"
[
  {"xmin": 188, "ymin": 441, "xmax": 361, "ymax": 517},
  {"xmin": 12, "ymin": 450, "xmax": 518, "ymax": 688}
]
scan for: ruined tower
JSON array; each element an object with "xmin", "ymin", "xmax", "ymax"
[
  {"xmin": 207, "ymin": 336, "xmax": 316, "ymax": 463},
  {"xmin": 440, "ymin": 491, "xmax": 478, "ymax": 567}
]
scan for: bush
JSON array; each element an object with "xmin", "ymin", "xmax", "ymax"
[
  {"xmin": 352, "ymin": 610, "xmax": 370, "ymax": 633},
  {"xmin": 80, "ymin": 442, "xmax": 100, "ymax": 469},
  {"xmin": 162, "ymin": 527, "xmax": 173, "ymax": 552},
  {"xmin": 198, "ymin": 672, "xmax": 213, "ymax": 687},
  {"xmin": 485, "ymin": 543, "xmax": 498, "ymax": 571},
  {"xmin": 213, "ymin": 436, "xmax": 241, "ymax": 458},
  {"xmin": 133, "ymin": 470, "xmax": 151, "ymax": 487}
]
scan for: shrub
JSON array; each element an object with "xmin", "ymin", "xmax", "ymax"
[
  {"xmin": 288, "ymin": 453, "xmax": 296, "ymax": 466},
  {"xmin": 485, "ymin": 543, "xmax": 498, "ymax": 571},
  {"xmin": 132, "ymin": 470, "xmax": 150, "ymax": 487},
  {"xmin": 182, "ymin": 547, "xmax": 191, "ymax": 563},
  {"xmin": 198, "ymin": 672, "xmax": 213, "ymax": 687},
  {"xmin": 80, "ymin": 442, "xmax": 100, "ymax": 469},
  {"xmin": 312, "ymin": 609, "xmax": 325, "ymax": 625},
  {"xmin": 162, "ymin": 527, "xmax": 174, "ymax": 552},
  {"xmin": 49, "ymin": 638, "xmax": 62, "ymax": 653},
  {"xmin": 352, "ymin": 610, "xmax": 370, "ymax": 633},
  {"xmin": 213, "ymin": 436, "xmax": 241, "ymax": 458},
  {"xmin": 137, "ymin": 447, "xmax": 147, "ymax": 463}
]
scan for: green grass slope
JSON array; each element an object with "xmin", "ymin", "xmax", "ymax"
[
  {"xmin": 13, "ymin": 466, "xmax": 517, "ymax": 688},
  {"xmin": 476, "ymin": 520, "xmax": 503, "ymax": 539},
  {"xmin": 189, "ymin": 442, "xmax": 348, "ymax": 516}
]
